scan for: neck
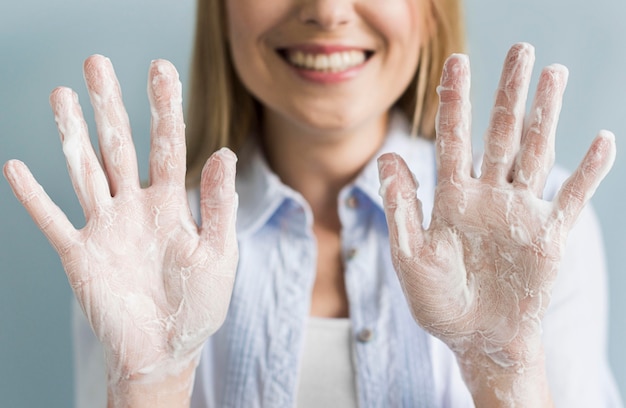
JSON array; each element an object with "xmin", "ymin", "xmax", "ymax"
[{"xmin": 260, "ymin": 110, "xmax": 389, "ymax": 225}]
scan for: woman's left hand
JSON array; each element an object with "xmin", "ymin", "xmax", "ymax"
[{"xmin": 378, "ymin": 43, "xmax": 615, "ymax": 406}]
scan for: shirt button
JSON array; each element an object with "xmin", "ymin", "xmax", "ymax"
[
  {"xmin": 346, "ymin": 248, "xmax": 357, "ymax": 260},
  {"xmin": 346, "ymin": 195, "xmax": 358, "ymax": 208},
  {"xmin": 357, "ymin": 328, "xmax": 374, "ymax": 343}
]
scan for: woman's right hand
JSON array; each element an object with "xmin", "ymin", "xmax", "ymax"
[{"xmin": 3, "ymin": 56, "xmax": 238, "ymax": 406}]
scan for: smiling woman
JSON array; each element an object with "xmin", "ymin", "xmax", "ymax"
[
  {"xmin": 184, "ymin": 0, "xmax": 464, "ymax": 185},
  {"xmin": 224, "ymin": 0, "xmax": 424, "ymax": 137},
  {"xmin": 1, "ymin": 0, "xmax": 625, "ymax": 407}
]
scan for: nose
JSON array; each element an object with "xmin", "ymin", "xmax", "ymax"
[{"xmin": 298, "ymin": 0, "xmax": 354, "ymax": 30}]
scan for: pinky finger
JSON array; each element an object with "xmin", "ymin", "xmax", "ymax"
[
  {"xmin": 554, "ymin": 130, "xmax": 616, "ymax": 229},
  {"xmin": 4, "ymin": 160, "xmax": 78, "ymax": 254}
]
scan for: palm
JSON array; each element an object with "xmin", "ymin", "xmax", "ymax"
[
  {"xmin": 67, "ymin": 188, "xmax": 235, "ymax": 378},
  {"xmin": 378, "ymin": 44, "xmax": 615, "ymax": 365},
  {"xmin": 4, "ymin": 56, "xmax": 238, "ymax": 381},
  {"xmin": 416, "ymin": 181, "xmax": 560, "ymax": 347}
]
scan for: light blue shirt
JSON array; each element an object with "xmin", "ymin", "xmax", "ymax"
[
  {"xmin": 190, "ymin": 113, "xmax": 438, "ymax": 407},
  {"xmin": 74, "ymin": 113, "xmax": 623, "ymax": 407}
]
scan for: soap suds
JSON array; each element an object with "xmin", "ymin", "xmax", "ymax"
[
  {"xmin": 7, "ymin": 57, "xmax": 240, "ymax": 405},
  {"xmin": 377, "ymin": 45, "xmax": 616, "ymax": 406}
]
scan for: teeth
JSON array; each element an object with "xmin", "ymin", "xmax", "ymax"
[{"xmin": 287, "ymin": 50, "xmax": 366, "ymax": 72}]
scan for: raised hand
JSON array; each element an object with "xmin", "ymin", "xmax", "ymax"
[
  {"xmin": 3, "ymin": 56, "xmax": 238, "ymax": 405},
  {"xmin": 378, "ymin": 43, "xmax": 615, "ymax": 405}
]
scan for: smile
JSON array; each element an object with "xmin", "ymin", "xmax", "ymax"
[{"xmin": 278, "ymin": 48, "xmax": 373, "ymax": 73}]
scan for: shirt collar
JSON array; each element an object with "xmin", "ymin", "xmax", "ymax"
[
  {"xmin": 352, "ymin": 113, "xmax": 436, "ymax": 224},
  {"xmin": 234, "ymin": 111, "xmax": 437, "ymax": 237},
  {"xmin": 235, "ymin": 140, "xmax": 309, "ymax": 238}
]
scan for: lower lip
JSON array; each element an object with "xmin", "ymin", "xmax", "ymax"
[{"xmin": 286, "ymin": 61, "xmax": 367, "ymax": 84}]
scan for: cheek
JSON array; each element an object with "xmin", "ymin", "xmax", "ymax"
[
  {"xmin": 226, "ymin": 0, "xmax": 257, "ymax": 51},
  {"xmin": 225, "ymin": 0, "xmax": 287, "ymax": 86},
  {"xmin": 225, "ymin": 2, "xmax": 265, "ymax": 90},
  {"xmin": 363, "ymin": 0, "xmax": 427, "ymax": 61},
  {"xmin": 368, "ymin": 1, "xmax": 426, "ymax": 36},
  {"xmin": 226, "ymin": 0, "xmax": 289, "ymax": 41}
]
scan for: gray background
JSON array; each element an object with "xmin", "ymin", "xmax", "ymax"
[{"xmin": 0, "ymin": 1, "xmax": 624, "ymax": 406}]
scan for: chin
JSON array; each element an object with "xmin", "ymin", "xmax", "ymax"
[{"xmin": 288, "ymin": 101, "xmax": 385, "ymax": 136}]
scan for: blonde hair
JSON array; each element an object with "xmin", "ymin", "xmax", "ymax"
[{"xmin": 185, "ymin": 0, "xmax": 465, "ymax": 185}]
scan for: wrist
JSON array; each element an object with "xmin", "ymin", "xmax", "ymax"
[
  {"xmin": 106, "ymin": 359, "xmax": 198, "ymax": 408},
  {"xmin": 454, "ymin": 336, "xmax": 554, "ymax": 408}
]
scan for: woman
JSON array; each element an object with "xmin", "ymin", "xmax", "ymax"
[{"xmin": 3, "ymin": 0, "xmax": 621, "ymax": 406}]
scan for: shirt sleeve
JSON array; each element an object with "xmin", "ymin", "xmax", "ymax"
[
  {"xmin": 541, "ymin": 196, "xmax": 623, "ymax": 407},
  {"xmin": 72, "ymin": 298, "xmax": 107, "ymax": 408}
]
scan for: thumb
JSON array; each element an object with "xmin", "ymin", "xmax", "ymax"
[
  {"xmin": 378, "ymin": 153, "xmax": 425, "ymax": 260},
  {"xmin": 199, "ymin": 148, "xmax": 239, "ymax": 254}
]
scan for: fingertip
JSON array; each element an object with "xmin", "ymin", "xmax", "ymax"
[
  {"xmin": 201, "ymin": 149, "xmax": 238, "ymax": 201},
  {"xmin": 210, "ymin": 148, "xmax": 238, "ymax": 185},
  {"xmin": 438, "ymin": 54, "xmax": 471, "ymax": 106},
  {"xmin": 595, "ymin": 129, "xmax": 617, "ymax": 166},
  {"xmin": 83, "ymin": 54, "xmax": 111, "ymax": 72},
  {"xmin": 149, "ymin": 59, "xmax": 180, "ymax": 83},
  {"xmin": 593, "ymin": 129, "xmax": 616, "ymax": 155},
  {"xmin": 204, "ymin": 148, "xmax": 237, "ymax": 174},
  {"xmin": 441, "ymin": 53, "xmax": 470, "ymax": 83},
  {"xmin": 510, "ymin": 42, "xmax": 535, "ymax": 59},
  {"xmin": 377, "ymin": 153, "xmax": 419, "ymax": 201},
  {"xmin": 3, "ymin": 159, "xmax": 23, "ymax": 182},
  {"xmin": 3, "ymin": 160, "xmax": 38, "ymax": 202},
  {"xmin": 85, "ymin": 54, "xmax": 110, "ymax": 65},
  {"xmin": 49, "ymin": 86, "xmax": 76, "ymax": 107},
  {"xmin": 83, "ymin": 56, "xmax": 128, "ymax": 114},
  {"xmin": 377, "ymin": 152, "xmax": 400, "ymax": 182},
  {"xmin": 215, "ymin": 147, "xmax": 238, "ymax": 165},
  {"xmin": 150, "ymin": 58, "xmax": 178, "ymax": 72},
  {"xmin": 148, "ymin": 59, "xmax": 182, "ymax": 102},
  {"xmin": 503, "ymin": 42, "xmax": 535, "ymax": 76},
  {"xmin": 597, "ymin": 129, "xmax": 616, "ymax": 144},
  {"xmin": 49, "ymin": 87, "xmax": 85, "ymax": 144},
  {"xmin": 544, "ymin": 63, "xmax": 569, "ymax": 77},
  {"xmin": 377, "ymin": 152, "xmax": 398, "ymax": 165},
  {"xmin": 541, "ymin": 64, "xmax": 569, "ymax": 89},
  {"xmin": 446, "ymin": 53, "xmax": 469, "ymax": 65}
]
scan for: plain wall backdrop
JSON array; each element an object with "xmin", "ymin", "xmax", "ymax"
[{"xmin": 1, "ymin": 1, "xmax": 624, "ymax": 406}]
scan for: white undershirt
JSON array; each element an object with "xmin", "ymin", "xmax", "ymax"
[{"xmin": 296, "ymin": 317, "xmax": 358, "ymax": 408}]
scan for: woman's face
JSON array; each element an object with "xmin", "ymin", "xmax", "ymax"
[{"xmin": 226, "ymin": 0, "xmax": 429, "ymax": 137}]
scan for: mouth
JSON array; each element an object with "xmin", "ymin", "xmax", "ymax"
[{"xmin": 277, "ymin": 48, "xmax": 374, "ymax": 73}]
